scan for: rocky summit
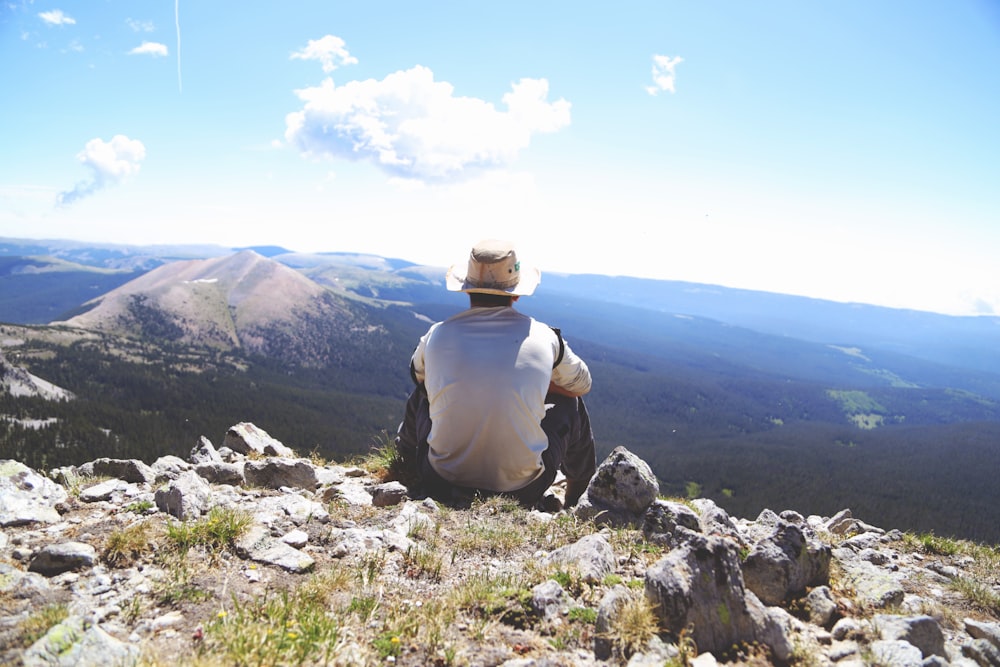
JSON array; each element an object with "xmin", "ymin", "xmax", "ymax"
[{"xmin": 1, "ymin": 428, "xmax": 999, "ymax": 667}]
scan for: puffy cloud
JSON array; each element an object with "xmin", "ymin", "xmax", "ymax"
[
  {"xmin": 129, "ymin": 41, "xmax": 168, "ymax": 57},
  {"xmin": 646, "ymin": 54, "xmax": 684, "ymax": 95},
  {"xmin": 56, "ymin": 135, "xmax": 146, "ymax": 206},
  {"xmin": 290, "ymin": 35, "xmax": 358, "ymax": 73},
  {"xmin": 39, "ymin": 10, "xmax": 75, "ymax": 26},
  {"xmin": 285, "ymin": 66, "xmax": 571, "ymax": 182}
]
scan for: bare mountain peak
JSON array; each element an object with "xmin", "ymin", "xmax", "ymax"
[{"xmin": 54, "ymin": 251, "xmax": 357, "ymax": 365}]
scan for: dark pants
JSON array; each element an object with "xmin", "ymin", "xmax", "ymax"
[{"xmin": 395, "ymin": 384, "xmax": 597, "ymax": 507}]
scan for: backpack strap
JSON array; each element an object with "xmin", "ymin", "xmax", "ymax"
[{"xmin": 551, "ymin": 327, "xmax": 565, "ymax": 369}]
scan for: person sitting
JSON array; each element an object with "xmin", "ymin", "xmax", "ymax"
[{"xmin": 395, "ymin": 239, "xmax": 596, "ymax": 508}]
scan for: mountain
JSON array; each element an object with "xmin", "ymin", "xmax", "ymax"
[
  {"xmin": 55, "ymin": 250, "xmax": 366, "ymax": 367},
  {"xmin": 2, "ymin": 237, "xmax": 1000, "ymax": 542}
]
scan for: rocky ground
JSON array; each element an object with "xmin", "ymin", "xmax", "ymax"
[{"xmin": 2, "ymin": 423, "xmax": 1000, "ymax": 666}]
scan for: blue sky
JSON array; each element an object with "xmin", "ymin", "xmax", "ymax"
[{"xmin": 1, "ymin": 1, "xmax": 998, "ymax": 316}]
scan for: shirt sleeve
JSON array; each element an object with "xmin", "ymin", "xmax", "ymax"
[
  {"xmin": 551, "ymin": 335, "xmax": 592, "ymax": 395},
  {"xmin": 410, "ymin": 324, "xmax": 434, "ymax": 384}
]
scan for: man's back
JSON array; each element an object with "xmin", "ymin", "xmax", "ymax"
[
  {"xmin": 396, "ymin": 238, "xmax": 596, "ymax": 508},
  {"xmin": 414, "ymin": 307, "xmax": 561, "ymax": 491}
]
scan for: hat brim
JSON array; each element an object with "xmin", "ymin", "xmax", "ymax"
[{"xmin": 445, "ymin": 264, "xmax": 541, "ymax": 296}]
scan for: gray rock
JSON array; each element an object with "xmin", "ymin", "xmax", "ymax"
[
  {"xmin": 641, "ymin": 499, "xmax": 702, "ymax": 547},
  {"xmin": 963, "ymin": 638, "xmax": 1000, "ymax": 666},
  {"xmin": 254, "ymin": 493, "xmax": 329, "ymax": 526},
  {"xmin": 585, "ymin": 446, "xmax": 659, "ymax": 514},
  {"xmin": 235, "ymin": 524, "xmax": 315, "ymax": 573},
  {"xmin": 644, "ymin": 533, "xmax": 760, "ymax": 658},
  {"xmin": 870, "ymin": 639, "xmax": 924, "ymax": 667},
  {"xmin": 154, "ymin": 470, "xmax": 212, "ymax": 519},
  {"xmin": 594, "ymin": 585, "xmax": 632, "ymax": 660},
  {"xmin": 0, "ymin": 460, "xmax": 67, "ymax": 526},
  {"xmin": 690, "ymin": 498, "xmax": 747, "ymax": 547},
  {"xmin": 834, "ymin": 548, "xmax": 905, "ymax": 608},
  {"xmin": 875, "ymin": 614, "xmax": 946, "ymax": 659},
  {"xmin": 244, "ymin": 458, "xmax": 318, "ymax": 490},
  {"xmin": 22, "ymin": 615, "xmax": 139, "ymax": 667},
  {"xmin": 190, "ymin": 435, "xmax": 223, "ymax": 464},
  {"xmin": 78, "ymin": 478, "xmax": 128, "ymax": 503},
  {"xmin": 742, "ymin": 520, "xmax": 831, "ymax": 605},
  {"xmin": 150, "ymin": 455, "xmax": 191, "ymax": 481},
  {"xmin": 28, "ymin": 541, "xmax": 97, "ymax": 576},
  {"xmin": 806, "ymin": 585, "xmax": 839, "ymax": 628},
  {"xmin": 544, "ymin": 533, "xmax": 616, "ymax": 584},
  {"xmin": 82, "ymin": 458, "xmax": 156, "ymax": 484},
  {"xmin": 371, "ymin": 481, "xmax": 409, "ymax": 507},
  {"xmin": 194, "ymin": 460, "xmax": 245, "ymax": 485},
  {"xmin": 531, "ymin": 579, "xmax": 568, "ymax": 620},
  {"xmin": 966, "ymin": 618, "xmax": 1000, "ymax": 650},
  {"xmin": 223, "ymin": 422, "xmax": 295, "ymax": 457}
]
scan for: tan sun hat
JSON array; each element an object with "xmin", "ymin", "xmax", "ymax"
[{"xmin": 445, "ymin": 239, "xmax": 541, "ymax": 296}]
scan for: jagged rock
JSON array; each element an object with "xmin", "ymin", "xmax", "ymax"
[
  {"xmin": 78, "ymin": 458, "xmax": 156, "ymax": 485},
  {"xmin": 234, "ymin": 524, "xmax": 315, "ymax": 573},
  {"xmin": 874, "ymin": 614, "xmax": 946, "ymax": 659},
  {"xmin": 641, "ymin": 499, "xmax": 703, "ymax": 548},
  {"xmin": 574, "ymin": 446, "xmax": 658, "ymax": 526},
  {"xmin": 805, "ymin": 585, "xmax": 838, "ymax": 628},
  {"xmin": 189, "ymin": 435, "xmax": 223, "ymax": 464},
  {"xmin": 0, "ymin": 561, "xmax": 52, "ymax": 599},
  {"xmin": 281, "ymin": 529, "xmax": 309, "ymax": 548},
  {"xmin": 371, "ymin": 481, "xmax": 409, "ymax": 507},
  {"xmin": 690, "ymin": 497, "xmax": 747, "ymax": 547},
  {"xmin": 594, "ymin": 584, "xmax": 631, "ymax": 660},
  {"xmin": 194, "ymin": 460, "xmax": 245, "ymax": 485},
  {"xmin": 967, "ymin": 618, "xmax": 1000, "ymax": 649},
  {"xmin": 154, "ymin": 470, "xmax": 212, "ymax": 519},
  {"xmin": 150, "ymin": 455, "xmax": 190, "ymax": 481},
  {"xmin": 644, "ymin": 533, "xmax": 760, "ymax": 657},
  {"xmin": 870, "ymin": 639, "xmax": 924, "ymax": 666},
  {"xmin": 834, "ymin": 547, "xmax": 906, "ymax": 608},
  {"xmin": 253, "ymin": 493, "xmax": 329, "ymax": 526},
  {"xmin": 243, "ymin": 458, "xmax": 318, "ymax": 490},
  {"xmin": 0, "ymin": 459, "xmax": 67, "ymax": 526},
  {"xmin": 78, "ymin": 478, "xmax": 130, "ymax": 503},
  {"xmin": 223, "ymin": 422, "xmax": 295, "ymax": 457},
  {"xmin": 544, "ymin": 533, "xmax": 616, "ymax": 584},
  {"xmin": 22, "ymin": 615, "xmax": 139, "ymax": 667},
  {"xmin": 531, "ymin": 579, "xmax": 569, "ymax": 620},
  {"xmin": 964, "ymin": 638, "xmax": 1000, "ymax": 666},
  {"xmin": 28, "ymin": 541, "xmax": 97, "ymax": 576},
  {"xmin": 742, "ymin": 520, "xmax": 831, "ymax": 605}
]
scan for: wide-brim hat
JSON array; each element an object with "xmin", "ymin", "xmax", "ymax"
[{"xmin": 445, "ymin": 239, "xmax": 541, "ymax": 296}]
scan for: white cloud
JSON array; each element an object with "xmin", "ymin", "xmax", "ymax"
[
  {"xmin": 285, "ymin": 66, "xmax": 571, "ymax": 183},
  {"xmin": 126, "ymin": 18, "xmax": 155, "ymax": 32},
  {"xmin": 56, "ymin": 135, "xmax": 146, "ymax": 206},
  {"xmin": 39, "ymin": 10, "xmax": 75, "ymax": 26},
  {"xmin": 646, "ymin": 54, "xmax": 684, "ymax": 95},
  {"xmin": 290, "ymin": 35, "xmax": 358, "ymax": 73},
  {"xmin": 129, "ymin": 41, "xmax": 168, "ymax": 57}
]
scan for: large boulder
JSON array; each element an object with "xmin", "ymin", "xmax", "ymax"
[
  {"xmin": 742, "ymin": 520, "xmax": 831, "ymax": 605},
  {"xmin": 574, "ymin": 446, "xmax": 659, "ymax": 526},
  {"xmin": 644, "ymin": 533, "xmax": 793, "ymax": 660},
  {"xmin": 0, "ymin": 460, "xmax": 67, "ymax": 526}
]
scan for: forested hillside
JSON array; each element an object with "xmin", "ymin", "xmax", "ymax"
[{"xmin": 1, "ymin": 241, "xmax": 999, "ymax": 543}]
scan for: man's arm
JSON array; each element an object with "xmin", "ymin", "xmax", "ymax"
[
  {"xmin": 548, "ymin": 381, "xmax": 586, "ymax": 398},
  {"xmin": 550, "ymin": 334, "xmax": 592, "ymax": 397}
]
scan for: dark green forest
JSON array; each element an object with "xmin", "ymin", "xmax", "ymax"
[{"xmin": 3, "ymin": 317, "xmax": 999, "ymax": 543}]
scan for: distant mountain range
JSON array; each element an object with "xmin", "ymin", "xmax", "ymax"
[{"xmin": 2, "ymin": 236, "xmax": 999, "ymax": 541}]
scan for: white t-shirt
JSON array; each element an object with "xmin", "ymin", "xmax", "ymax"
[{"xmin": 411, "ymin": 306, "xmax": 591, "ymax": 492}]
